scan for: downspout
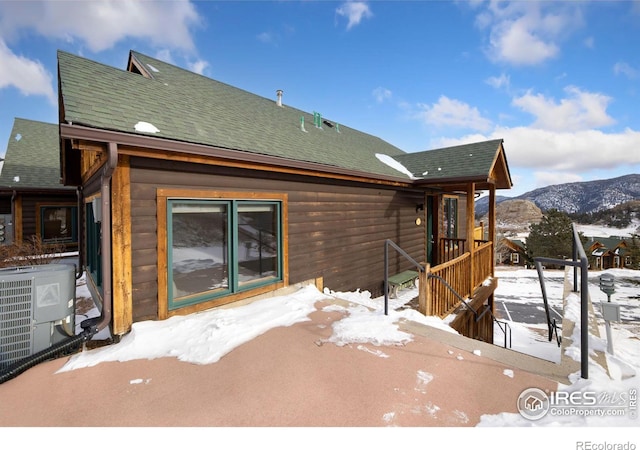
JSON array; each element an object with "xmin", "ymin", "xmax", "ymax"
[
  {"xmin": 92, "ymin": 142, "xmax": 118, "ymax": 334},
  {"xmin": 0, "ymin": 144, "xmax": 118, "ymax": 384},
  {"xmin": 75, "ymin": 186, "xmax": 84, "ymax": 280}
]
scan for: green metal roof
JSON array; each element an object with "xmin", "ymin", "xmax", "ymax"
[
  {"xmin": 58, "ymin": 50, "xmax": 511, "ymax": 186},
  {"xmin": 0, "ymin": 118, "xmax": 70, "ymax": 190},
  {"xmin": 584, "ymin": 237, "xmax": 628, "ymax": 256}
]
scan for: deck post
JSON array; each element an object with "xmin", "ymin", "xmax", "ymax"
[
  {"xmin": 467, "ymin": 182, "xmax": 476, "ymax": 293},
  {"xmin": 488, "ymin": 185, "xmax": 496, "ymax": 277},
  {"xmin": 419, "ymin": 262, "xmax": 430, "ymax": 315}
]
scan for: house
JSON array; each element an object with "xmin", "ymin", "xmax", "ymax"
[
  {"xmin": 57, "ymin": 50, "xmax": 513, "ymax": 343},
  {"xmin": 0, "ymin": 118, "xmax": 78, "ymax": 252},
  {"xmin": 584, "ymin": 236, "xmax": 629, "ymax": 270},
  {"xmin": 497, "ymin": 238, "xmax": 528, "ymax": 267}
]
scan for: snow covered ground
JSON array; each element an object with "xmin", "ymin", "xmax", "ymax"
[
  {"xmin": 486, "ymin": 267, "xmax": 639, "ymax": 428},
  {"xmin": 576, "ymin": 221, "xmax": 640, "ymax": 238},
  {"xmin": 65, "ymin": 265, "xmax": 639, "ymax": 446}
]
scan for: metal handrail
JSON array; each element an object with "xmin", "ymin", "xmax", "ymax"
[
  {"xmin": 533, "ymin": 261, "xmax": 563, "ymax": 346},
  {"xmin": 494, "ymin": 318, "xmax": 512, "ymax": 349},
  {"xmin": 534, "ymin": 223, "xmax": 590, "ymax": 379},
  {"xmin": 383, "ymin": 239, "xmax": 511, "ymax": 348},
  {"xmin": 427, "ymin": 273, "xmax": 479, "ymax": 319},
  {"xmin": 429, "ymin": 273, "xmax": 512, "ymax": 349}
]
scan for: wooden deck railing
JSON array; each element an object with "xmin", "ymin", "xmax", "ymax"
[
  {"xmin": 424, "ymin": 240, "xmax": 494, "ymax": 318},
  {"xmin": 472, "ymin": 241, "xmax": 493, "ymax": 287},
  {"xmin": 426, "ymin": 253, "xmax": 471, "ymax": 317},
  {"xmin": 439, "ymin": 238, "xmax": 489, "ymax": 265}
]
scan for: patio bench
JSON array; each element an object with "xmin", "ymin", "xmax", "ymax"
[{"xmin": 387, "ymin": 270, "xmax": 419, "ymax": 298}]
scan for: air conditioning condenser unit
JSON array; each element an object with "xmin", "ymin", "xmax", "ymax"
[{"xmin": 0, "ymin": 264, "xmax": 76, "ymax": 371}]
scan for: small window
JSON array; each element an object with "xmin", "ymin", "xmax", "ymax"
[
  {"xmin": 40, "ymin": 205, "xmax": 77, "ymax": 244},
  {"xmin": 511, "ymin": 253, "xmax": 520, "ymax": 264}
]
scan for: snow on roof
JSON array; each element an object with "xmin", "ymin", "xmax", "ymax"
[
  {"xmin": 375, "ymin": 153, "xmax": 419, "ymax": 180},
  {"xmin": 134, "ymin": 121, "xmax": 160, "ymax": 133}
]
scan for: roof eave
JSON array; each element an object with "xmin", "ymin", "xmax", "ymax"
[
  {"xmin": 60, "ymin": 123, "xmax": 415, "ymax": 187},
  {"xmin": 412, "ymin": 174, "xmax": 511, "ymax": 190}
]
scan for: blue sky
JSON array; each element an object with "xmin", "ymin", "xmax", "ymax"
[{"xmin": 1, "ymin": 0, "xmax": 639, "ymax": 197}]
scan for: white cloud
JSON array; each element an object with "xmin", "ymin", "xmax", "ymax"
[
  {"xmin": 485, "ymin": 73, "xmax": 510, "ymax": 90},
  {"xmin": 0, "ymin": 39, "xmax": 55, "ymax": 104},
  {"xmin": 533, "ymin": 171, "xmax": 583, "ymax": 189},
  {"xmin": 477, "ymin": 2, "xmax": 581, "ymax": 66},
  {"xmin": 489, "ymin": 17, "xmax": 559, "ymax": 65},
  {"xmin": 336, "ymin": 1, "xmax": 373, "ymax": 30},
  {"xmin": 512, "ymin": 86, "xmax": 615, "ymax": 131},
  {"xmin": 613, "ymin": 62, "xmax": 638, "ymax": 79},
  {"xmin": 418, "ymin": 96, "xmax": 492, "ymax": 132},
  {"xmin": 154, "ymin": 49, "xmax": 175, "ymax": 65},
  {"xmin": 257, "ymin": 32, "xmax": 274, "ymax": 44},
  {"xmin": 583, "ymin": 36, "xmax": 595, "ymax": 49},
  {"xmin": 188, "ymin": 59, "xmax": 209, "ymax": 75},
  {"xmin": 0, "ymin": 0, "xmax": 202, "ymax": 52},
  {"xmin": 432, "ymin": 126, "xmax": 640, "ymax": 173},
  {"xmin": 372, "ymin": 87, "xmax": 392, "ymax": 103}
]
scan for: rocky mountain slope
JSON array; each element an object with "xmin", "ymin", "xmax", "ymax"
[
  {"xmin": 476, "ymin": 174, "xmax": 640, "ymax": 217},
  {"xmin": 478, "ymin": 199, "xmax": 543, "ymax": 236}
]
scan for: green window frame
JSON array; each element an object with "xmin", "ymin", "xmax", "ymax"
[
  {"xmin": 85, "ymin": 200, "xmax": 102, "ymax": 290},
  {"xmin": 39, "ymin": 205, "xmax": 78, "ymax": 244},
  {"xmin": 167, "ymin": 198, "xmax": 283, "ymax": 310}
]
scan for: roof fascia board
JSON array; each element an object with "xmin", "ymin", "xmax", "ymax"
[
  {"xmin": 60, "ymin": 123, "xmax": 414, "ymax": 188},
  {"xmin": 490, "ymin": 142, "xmax": 513, "ymax": 189},
  {"xmin": 412, "ymin": 175, "xmax": 492, "ymax": 187},
  {"xmin": 0, "ymin": 187, "xmax": 74, "ymax": 194}
]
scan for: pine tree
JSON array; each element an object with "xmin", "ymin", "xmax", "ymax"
[
  {"xmin": 628, "ymin": 234, "xmax": 640, "ymax": 270},
  {"xmin": 526, "ymin": 209, "xmax": 576, "ymax": 265}
]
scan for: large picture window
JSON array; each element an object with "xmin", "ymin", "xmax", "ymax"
[{"xmin": 167, "ymin": 198, "xmax": 283, "ymax": 310}]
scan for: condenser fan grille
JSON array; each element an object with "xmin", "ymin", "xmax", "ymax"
[{"xmin": 0, "ymin": 279, "xmax": 33, "ymax": 370}]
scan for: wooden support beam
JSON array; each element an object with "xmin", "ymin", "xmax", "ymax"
[
  {"xmin": 466, "ymin": 182, "xmax": 476, "ymax": 294},
  {"xmin": 13, "ymin": 195, "xmax": 22, "ymax": 243},
  {"xmin": 111, "ymin": 155, "xmax": 133, "ymax": 335},
  {"xmin": 419, "ymin": 262, "xmax": 430, "ymax": 316},
  {"xmin": 489, "ymin": 185, "xmax": 496, "ymax": 277}
]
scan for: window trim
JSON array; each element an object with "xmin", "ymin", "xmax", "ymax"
[
  {"xmin": 83, "ymin": 195, "xmax": 102, "ymax": 295},
  {"xmin": 157, "ymin": 189, "xmax": 288, "ymax": 319},
  {"xmin": 36, "ymin": 202, "xmax": 78, "ymax": 245}
]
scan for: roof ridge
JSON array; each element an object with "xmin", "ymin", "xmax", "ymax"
[{"xmin": 126, "ymin": 50, "xmax": 394, "ymax": 143}]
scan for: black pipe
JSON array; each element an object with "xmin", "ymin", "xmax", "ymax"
[{"xmin": 0, "ymin": 318, "xmax": 99, "ymax": 385}]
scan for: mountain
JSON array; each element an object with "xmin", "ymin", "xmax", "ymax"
[
  {"xmin": 476, "ymin": 174, "xmax": 640, "ymax": 217},
  {"xmin": 488, "ymin": 199, "xmax": 543, "ymax": 236}
]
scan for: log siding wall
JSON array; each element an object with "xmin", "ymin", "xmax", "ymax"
[
  {"xmin": 129, "ymin": 157, "xmax": 426, "ymax": 322},
  {"xmin": 11, "ymin": 193, "xmax": 79, "ymax": 249}
]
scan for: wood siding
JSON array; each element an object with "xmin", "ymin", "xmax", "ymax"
[
  {"xmin": 128, "ymin": 157, "xmax": 426, "ymax": 323},
  {"xmin": 13, "ymin": 193, "xmax": 78, "ymax": 249}
]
